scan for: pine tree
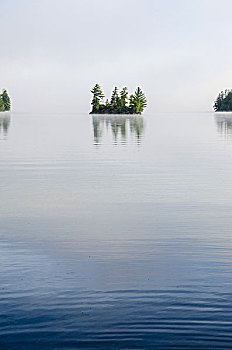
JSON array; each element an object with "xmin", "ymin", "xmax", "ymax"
[
  {"xmin": 119, "ymin": 87, "xmax": 128, "ymax": 113},
  {"xmin": 120, "ymin": 87, "xmax": 128, "ymax": 105},
  {"xmin": 110, "ymin": 87, "xmax": 119, "ymax": 106},
  {"xmin": 89, "ymin": 85, "xmax": 147, "ymax": 114},
  {"xmin": 214, "ymin": 89, "xmax": 232, "ymax": 111},
  {"xmin": 0, "ymin": 95, "xmax": 5, "ymax": 111},
  {"xmin": 214, "ymin": 92, "xmax": 223, "ymax": 111},
  {"xmin": 1, "ymin": 89, "xmax": 11, "ymax": 111},
  {"xmin": 90, "ymin": 84, "xmax": 104, "ymax": 113},
  {"xmin": 129, "ymin": 87, "xmax": 147, "ymax": 114}
]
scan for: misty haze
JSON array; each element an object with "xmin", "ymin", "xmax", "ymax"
[{"xmin": 1, "ymin": 1, "xmax": 232, "ymax": 349}]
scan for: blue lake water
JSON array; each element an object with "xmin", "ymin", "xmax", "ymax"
[{"xmin": 1, "ymin": 112, "xmax": 232, "ymax": 349}]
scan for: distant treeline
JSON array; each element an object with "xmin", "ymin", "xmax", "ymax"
[
  {"xmin": 0, "ymin": 90, "xmax": 11, "ymax": 111},
  {"xmin": 90, "ymin": 84, "xmax": 147, "ymax": 115},
  {"xmin": 214, "ymin": 89, "xmax": 232, "ymax": 112}
]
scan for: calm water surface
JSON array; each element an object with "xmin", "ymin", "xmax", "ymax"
[{"xmin": 1, "ymin": 112, "xmax": 232, "ymax": 349}]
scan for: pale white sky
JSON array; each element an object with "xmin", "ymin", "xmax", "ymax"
[{"xmin": 1, "ymin": 0, "xmax": 232, "ymax": 113}]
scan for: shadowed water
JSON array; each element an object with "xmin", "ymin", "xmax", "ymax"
[{"xmin": 1, "ymin": 112, "xmax": 232, "ymax": 349}]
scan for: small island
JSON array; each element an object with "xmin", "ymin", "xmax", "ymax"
[
  {"xmin": 0, "ymin": 89, "xmax": 11, "ymax": 112},
  {"xmin": 90, "ymin": 84, "xmax": 147, "ymax": 115},
  {"xmin": 214, "ymin": 89, "xmax": 232, "ymax": 112}
]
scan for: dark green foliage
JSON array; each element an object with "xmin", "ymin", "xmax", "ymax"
[
  {"xmin": 0, "ymin": 89, "xmax": 11, "ymax": 111},
  {"xmin": 129, "ymin": 87, "xmax": 147, "ymax": 114},
  {"xmin": 91, "ymin": 84, "xmax": 104, "ymax": 113},
  {"xmin": 110, "ymin": 87, "xmax": 119, "ymax": 106},
  {"xmin": 90, "ymin": 85, "xmax": 147, "ymax": 114},
  {"xmin": 214, "ymin": 89, "xmax": 232, "ymax": 111},
  {"xmin": 120, "ymin": 87, "xmax": 128, "ymax": 106},
  {"xmin": 0, "ymin": 96, "xmax": 5, "ymax": 111},
  {"xmin": 118, "ymin": 87, "xmax": 129, "ymax": 114}
]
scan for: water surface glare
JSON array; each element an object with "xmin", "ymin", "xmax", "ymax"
[{"xmin": 1, "ymin": 112, "xmax": 232, "ymax": 349}]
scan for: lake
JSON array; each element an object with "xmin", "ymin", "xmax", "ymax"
[{"xmin": 1, "ymin": 111, "xmax": 232, "ymax": 349}]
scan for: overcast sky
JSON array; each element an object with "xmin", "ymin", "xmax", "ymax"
[{"xmin": 1, "ymin": 0, "xmax": 232, "ymax": 113}]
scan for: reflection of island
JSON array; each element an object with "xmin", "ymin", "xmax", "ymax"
[
  {"xmin": 92, "ymin": 115, "xmax": 144, "ymax": 145},
  {"xmin": 0, "ymin": 114, "xmax": 10, "ymax": 139},
  {"xmin": 215, "ymin": 114, "xmax": 232, "ymax": 138}
]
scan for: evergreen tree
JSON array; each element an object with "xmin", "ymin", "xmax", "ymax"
[
  {"xmin": 89, "ymin": 85, "xmax": 147, "ymax": 114},
  {"xmin": 110, "ymin": 87, "xmax": 121, "ymax": 113},
  {"xmin": 214, "ymin": 91, "xmax": 224, "ymax": 111},
  {"xmin": 0, "ymin": 96, "xmax": 5, "ymax": 111},
  {"xmin": 1, "ymin": 89, "xmax": 11, "ymax": 111},
  {"xmin": 120, "ymin": 87, "xmax": 128, "ymax": 106},
  {"xmin": 214, "ymin": 89, "xmax": 232, "ymax": 111},
  {"xmin": 110, "ymin": 87, "xmax": 119, "ymax": 106},
  {"xmin": 119, "ymin": 87, "xmax": 128, "ymax": 113},
  {"xmin": 90, "ymin": 84, "xmax": 104, "ymax": 113},
  {"xmin": 129, "ymin": 87, "xmax": 147, "ymax": 114}
]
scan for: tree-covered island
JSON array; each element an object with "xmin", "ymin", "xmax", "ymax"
[
  {"xmin": 0, "ymin": 89, "xmax": 11, "ymax": 112},
  {"xmin": 214, "ymin": 89, "xmax": 232, "ymax": 111},
  {"xmin": 90, "ymin": 84, "xmax": 147, "ymax": 114}
]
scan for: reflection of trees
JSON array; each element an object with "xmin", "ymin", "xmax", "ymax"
[
  {"xmin": 130, "ymin": 117, "xmax": 144, "ymax": 143},
  {"xmin": 92, "ymin": 117, "xmax": 103, "ymax": 145},
  {"xmin": 0, "ymin": 115, "xmax": 10, "ymax": 139},
  {"xmin": 92, "ymin": 115, "xmax": 144, "ymax": 145},
  {"xmin": 215, "ymin": 115, "xmax": 232, "ymax": 137}
]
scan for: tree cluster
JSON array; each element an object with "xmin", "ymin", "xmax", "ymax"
[
  {"xmin": 0, "ymin": 89, "xmax": 11, "ymax": 111},
  {"xmin": 90, "ymin": 84, "xmax": 147, "ymax": 114},
  {"xmin": 214, "ymin": 89, "xmax": 232, "ymax": 111}
]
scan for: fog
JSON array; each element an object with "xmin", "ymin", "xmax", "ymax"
[{"xmin": 1, "ymin": 0, "xmax": 232, "ymax": 113}]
